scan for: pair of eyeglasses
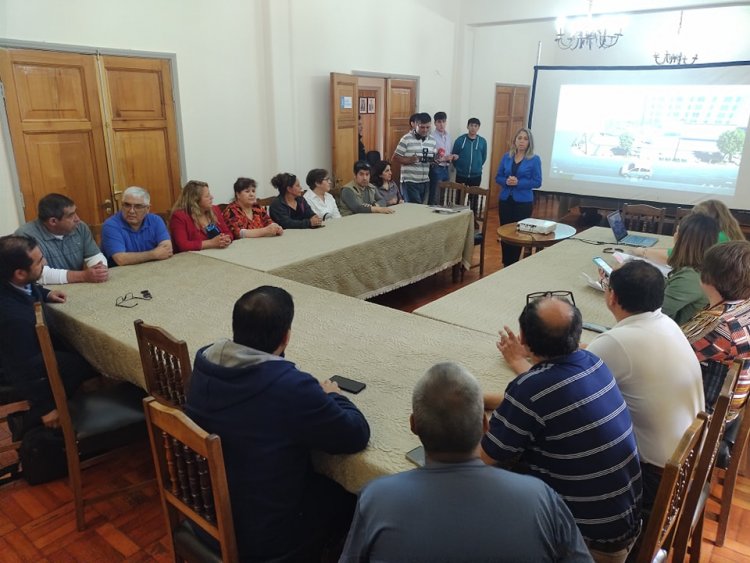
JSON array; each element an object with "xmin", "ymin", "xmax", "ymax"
[
  {"xmin": 121, "ymin": 203, "xmax": 149, "ymax": 211},
  {"xmin": 115, "ymin": 290, "xmax": 153, "ymax": 308},
  {"xmin": 602, "ymin": 247, "xmax": 623, "ymax": 254},
  {"xmin": 526, "ymin": 290, "xmax": 576, "ymax": 306}
]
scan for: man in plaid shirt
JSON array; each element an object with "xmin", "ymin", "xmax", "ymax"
[{"xmin": 682, "ymin": 241, "xmax": 750, "ymax": 466}]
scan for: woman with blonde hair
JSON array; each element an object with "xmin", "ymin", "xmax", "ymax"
[
  {"xmin": 662, "ymin": 213, "xmax": 719, "ymax": 325},
  {"xmin": 638, "ymin": 199, "xmax": 744, "ymax": 264},
  {"xmin": 495, "ymin": 127, "xmax": 542, "ymax": 266},
  {"xmin": 169, "ymin": 180, "xmax": 233, "ymax": 252}
]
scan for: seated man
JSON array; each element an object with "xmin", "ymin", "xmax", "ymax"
[
  {"xmin": 185, "ymin": 285, "xmax": 370, "ymax": 562},
  {"xmin": 0, "ymin": 235, "xmax": 98, "ymax": 428},
  {"xmin": 101, "ymin": 186, "xmax": 173, "ymax": 266},
  {"xmin": 15, "ymin": 193, "xmax": 108, "ymax": 284},
  {"xmin": 340, "ymin": 362, "xmax": 591, "ymax": 563},
  {"xmin": 482, "ymin": 294, "xmax": 641, "ymax": 563},
  {"xmin": 340, "ymin": 161, "xmax": 394, "ymax": 216},
  {"xmin": 587, "ymin": 261, "xmax": 704, "ymax": 512},
  {"xmin": 683, "ymin": 240, "xmax": 750, "ymax": 466}
]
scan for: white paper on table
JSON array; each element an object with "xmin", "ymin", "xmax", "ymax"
[
  {"xmin": 612, "ymin": 252, "xmax": 672, "ymax": 277},
  {"xmin": 581, "ymin": 272, "xmax": 604, "ymax": 292}
]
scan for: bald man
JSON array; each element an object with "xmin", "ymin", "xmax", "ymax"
[{"xmin": 481, "ymin": 295, "xmax": 641, "ymax": 563}]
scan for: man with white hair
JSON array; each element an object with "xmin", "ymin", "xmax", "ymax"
[
  {"xmin": 101, "ymin": 186, "xmax": 173, "ymax": 266},
  {"xmin": 340, "ymin": 362, "xmax": 591, "ymax": 562}
]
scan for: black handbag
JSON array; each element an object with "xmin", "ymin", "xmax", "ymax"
[{"xmin": 19, "ymin": 425, "xmax": 68, "ymax": 485}]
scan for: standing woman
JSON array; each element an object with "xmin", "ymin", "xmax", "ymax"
[
  {"xmin": 371, "ymin": 160, "xmax": 403, "ymax": 206},
  {"xmin": 496, "ymin": 128, "xmax": 542, "ymax": 267},
  {"xmin": 269, "ymin": 173, "xmax": 323, "ymax": 229},
  {"xmin": 169, "ymin": 180, "xmax": 233, "ymax": 252},
  {"xmin": 662, "ymin": 213, "xmax": 719, "ymax": 325},
  {"xmin": 223, "ymin": 177, "xmax": 283, "ymax": 238}
]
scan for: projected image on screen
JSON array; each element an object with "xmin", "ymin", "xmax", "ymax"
[{"xmin": 550, "ymin": 84, "xmax": 750, "ymax": 196}]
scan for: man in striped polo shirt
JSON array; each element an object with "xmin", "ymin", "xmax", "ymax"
[
  {"xmin": 392, "ymin": 112, "xmax": 437, "ymax": 204},
  {"xmin": 481, "ymin": 294, "xmax": 641, "ymax": 563}
]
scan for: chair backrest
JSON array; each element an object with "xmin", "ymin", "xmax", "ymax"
[
  {"xmin": 675, "ymin": 207, "xmax": 693, "ymax": 225},
  {"xmin": 134, "ymin": 320, "xmax": 192, "ymax": 408},
  {"xmin": 462, "ymin": 186, "xmax": 490, "ymax": 239},
  {"xmin": 257, "ymin": 196, "xmax": 276, "ymax": 212},
  {"xmin": 636, "ymin": 414, "xmax": 707, "ymax": 562},
  {"xmin": 144, "ymin": 396, "xmax": 237, "ymax": 562},
  {"xmin": 437, "ymin": 181, "xmax": 465, "ymax": 208},
  {"xmin": 671, "ymin": 361, "xmax": 739, "ymax": 560},
  {"xmin": 33, "ymin": 302, "xmax": 81, "ymax": 474},
  {"xmin": 622, "ymin": 203, "xmax": 667, "ymax": 234}
]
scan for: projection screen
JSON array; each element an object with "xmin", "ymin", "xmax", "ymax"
[{"xmin": 529, "ymin": 62, "xmax": 750, "ymax": 209}]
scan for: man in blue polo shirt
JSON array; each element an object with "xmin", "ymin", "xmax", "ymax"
[
  {"xmin": 101, "ymin": 186, "xmax": 172, "ymax": 266},
  {"xmin": 482, "ymin": 294, "xmax": 641, "ymax": 563}
]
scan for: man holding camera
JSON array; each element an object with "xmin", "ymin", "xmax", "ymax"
[{"xmin": 392, "ymin": 112, "xmax": 437, "ymax": 204}]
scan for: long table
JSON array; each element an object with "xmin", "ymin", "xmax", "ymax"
[
  {"xmin": 414, "ymin": 227, "xmax": 673, "ymax": 341},
  {"xmin": 196, "ymin": 202, "xmax": 475, "ymax": 299},
  {"xmin": 45, "ymin": 253, "xmax": 510, "ymax": 492}
]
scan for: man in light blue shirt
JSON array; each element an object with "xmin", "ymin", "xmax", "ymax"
[
  {"xmin": 340, "ymin": 362, "xmax": 591, "ymax": 563},
  {"xmin": 101, "ymin": 186, "xmax": 172, "ymax": 266}
]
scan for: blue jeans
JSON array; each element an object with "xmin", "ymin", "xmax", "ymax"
[
  {"xmin": 428, "ymin": 166, "xmax": 449, "ymax": 205},
  {"xmin": 402, "ymin": 181, "xmax": 430, "ymax": 204}
]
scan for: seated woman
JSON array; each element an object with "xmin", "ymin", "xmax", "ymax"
[
  {"xmin": 662, "ymin": 213, "xmax": 719, "ymax": 325},
  {"xmin": 682, "ymin": 241, "xmax": 750, "ymax": 465},
  {"xmin": 223, "ymin": 177, "xmax": 283, "ymax": 238},
  {"xmin": 268, "ymin": 173, "xmax": 322, "ymax": 229},
  {"xmin": 340, "ymin": 161, "xmax": 393, "ymax": 216},
  {"xmin": 169, "ymin": 180, "xmax": 233, "ymax": 252},
  {"xmin": 638, "ymin": 199, "xmax": 745, "ymax": 264},
  {"xmin": 303, "ymin": 169, "xmax": 341, "ymax": 220},
  {"xmin": 371, "ymin": 160, "xmax": 403, "ymax": 206}
]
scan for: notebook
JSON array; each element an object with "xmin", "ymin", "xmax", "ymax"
[{"xmin": 607, "ymin": 210, "xmax": 659, "ymax": 247}]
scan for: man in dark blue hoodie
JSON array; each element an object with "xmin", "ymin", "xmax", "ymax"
[{"xmin": 186, "ymin": 285, "xmax": 370, "ymax": 562}]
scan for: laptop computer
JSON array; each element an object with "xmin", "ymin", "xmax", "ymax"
[{"xmin": 606, "ymin": 210, "xmax": 659, "ymax": 247}]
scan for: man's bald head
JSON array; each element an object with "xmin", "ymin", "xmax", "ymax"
[{"xmin": 519, "ymin": 297, "xmax": 582, "ymax": 359}]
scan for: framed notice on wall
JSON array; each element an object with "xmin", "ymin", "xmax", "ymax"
[
  {"xmin": 359, "ymin": 97, "xmax": 367, "ymax": 114},
  {"xmin": 367, "ymin": 97, "xmax": 376, "ymax": 113}
]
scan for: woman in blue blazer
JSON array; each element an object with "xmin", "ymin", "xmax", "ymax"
[{"xmin": 495, "ymin": 128, "xmax": 542, "ymax": 266}]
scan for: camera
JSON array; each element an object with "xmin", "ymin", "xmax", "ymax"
[{"xmin": 419, "ymin": 147, "xmax": 434, "ymax": 163}]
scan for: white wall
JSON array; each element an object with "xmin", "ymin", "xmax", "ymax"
[{"xmin": 0, "ymin": 0, "xmax": 460, "ymax": 232}]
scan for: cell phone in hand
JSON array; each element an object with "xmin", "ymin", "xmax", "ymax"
[
  {"xmin": 329, "ymin": 375, "xmax": 366, "ymax": 394},
  {"xmin": 405, "ymin": 445, "xmax": 425, "ymax": 467},
  {"xmin": 592, "ymin": 256, "xmax": 613, "ymax": 276}
]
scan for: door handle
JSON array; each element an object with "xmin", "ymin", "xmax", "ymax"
[{"xmin": 103, "ymin": 199, "xmax": 113, "ymax": 215}]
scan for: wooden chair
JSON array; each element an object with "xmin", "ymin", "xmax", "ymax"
[
  {"xmin": 675, "ymin": 207, "xmax": 693, "ymax": 226},
  {"xmin": 258, "ymin": 196, "xmax": 276, "ymax": 212},
  {"xmin": 144, "ymin": 396, "xmax": 238, "ymax": 562},
  {"xmin": 0, "ymin": 391, "xmax": 29, "ymax": 484},
  {"xmin": 461, "ymin": 186, "xmax": 490, "ymax": 277},
  {"xmin": 714, "ymin": 360, "xmax": 750, "ymax": 546},
  {"xmin": 34, "ymin": 303, "xmax": 149, "ymax": 530},
  {"xmin": 622, "ymin": 203, "xmax": 667, "ymax": 234},
  {"xmin": 134, "ymin": 319, "xmax": 192, "ymax": 408},
  {"xmin": 636, "ymin": 415, "xmax": 707, "ymax": 563},
  {"xmin": 437, "ymin": 181, "xmax": 466, "ymax": 208},
  {"xmin": 671, "ymin": 362, "xmax": 739, "ymax": 562}
]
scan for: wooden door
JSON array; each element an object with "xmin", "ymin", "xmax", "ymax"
[
  {"xmin": 99, "ymin": 56, "xmax": 182, "ymax": 215},
  {"xmin": 490, "ymin": 85, "xmax": 529, "ymax": 209},
  {"xmin": 0, "ymin": 49, "xmax": 112, "ymax": 225},
  {"xmin": 385, "ymin": 78, "xmax": 417, "ymax": 183},
  {"xmin": 358, "ymin": 88, "xmax": 377, "ymax": 157},
  {"xmin": 330, "ymin": 72, "xmax": 358, "ymax": 188}
]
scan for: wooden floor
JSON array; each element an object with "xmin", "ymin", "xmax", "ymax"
[{"xmin": 1, "ymin": 203, "xmax": 749, "ymax": 562}]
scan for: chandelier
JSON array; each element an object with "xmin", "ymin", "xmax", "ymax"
[{"xmin": 554, "ymin": 1, "xmax": 624, "ymax": 51}]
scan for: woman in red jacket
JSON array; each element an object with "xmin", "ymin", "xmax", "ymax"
[{"xmin": 169, "ymin": 180, "xmax": 233, "ymax": 252}]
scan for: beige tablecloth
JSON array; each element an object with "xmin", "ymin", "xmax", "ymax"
[
  {"xmin": 414, "ymin": 227, "xmax": 673, "ymax": 342},
  {"xmin": 196, "ymin": 203, "xmax": 475, "ymax": 298},
  {"xmin": 46, "ymin": 253, "xmax": 511, "ymax": 492}
]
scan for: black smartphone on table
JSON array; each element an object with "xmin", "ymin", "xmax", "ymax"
[{"xmin": 329, "ymin": 375, "xmax": 366, "ymax": 394}]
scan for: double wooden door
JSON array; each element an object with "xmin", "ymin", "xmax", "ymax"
[
  {"xmin": 330, "ymin": 73, "xmax": 416, "ymax": 187},
  {"xmin": 0, "ymin": 48, "xmax": 182, "ymax": 227},
  {"xmin": 490, "ymin": 85, "xmax": 530, "ymax": 209}
]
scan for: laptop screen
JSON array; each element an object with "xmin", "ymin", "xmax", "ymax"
[{"xmin": 607, "ymin": 211, "xmax": 628, "ymax": 242}]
